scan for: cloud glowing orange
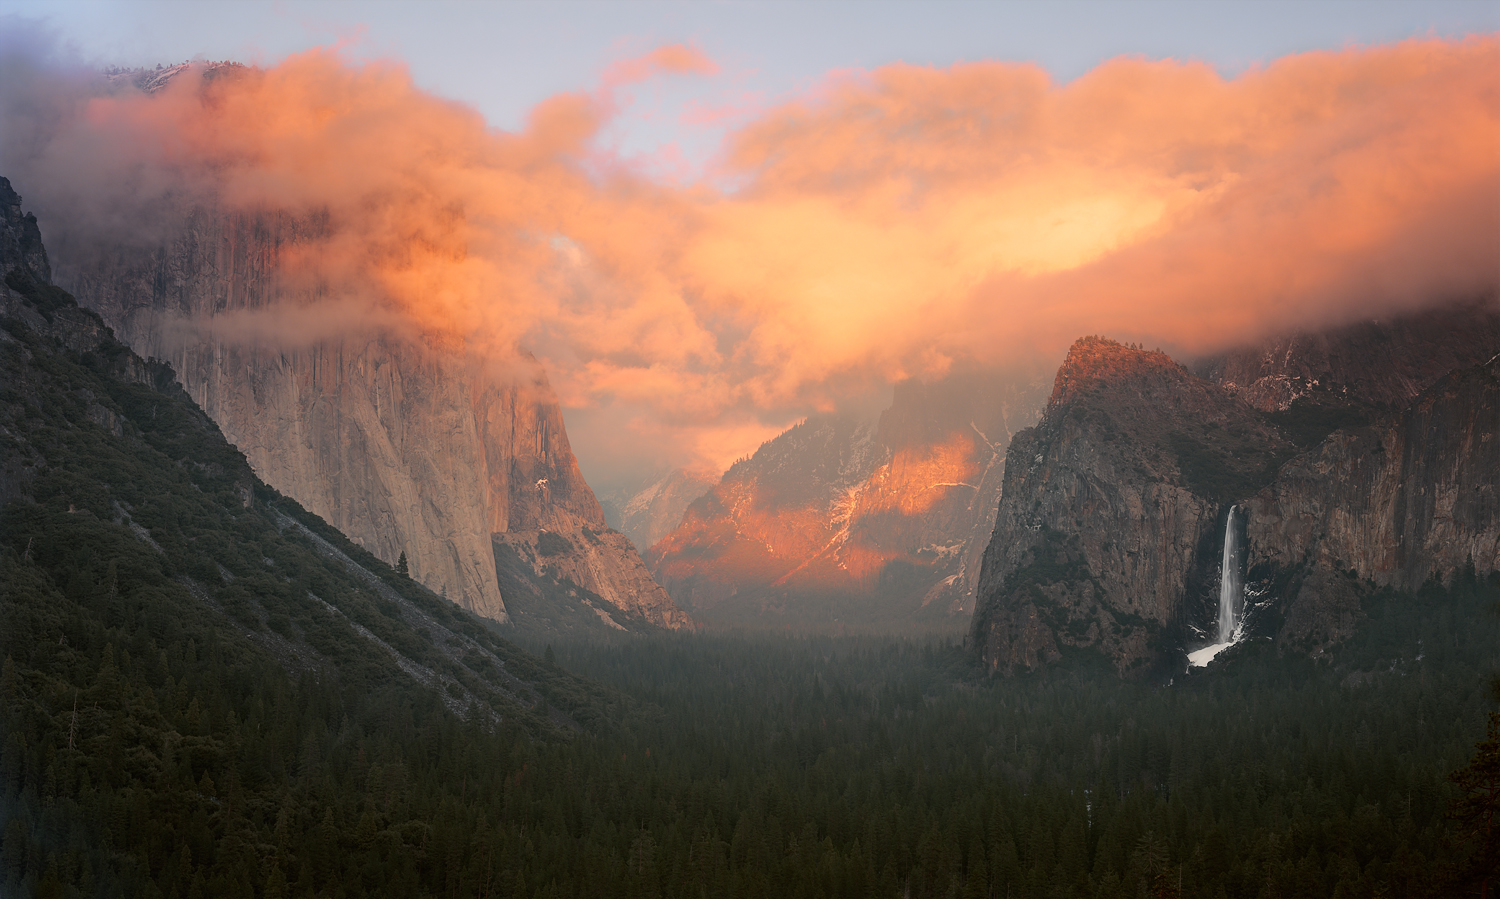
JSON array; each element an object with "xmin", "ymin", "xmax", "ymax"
[{"xmin": 1, "ymin": 37, "xmax": 1495, "ymax": 480}]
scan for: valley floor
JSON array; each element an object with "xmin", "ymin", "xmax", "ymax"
[{"xmin": 5, "ymin": 559, "xmax": 1497, "ymax": 898}]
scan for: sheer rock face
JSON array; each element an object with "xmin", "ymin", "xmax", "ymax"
[
  {"xmin": 1204, "ymin": 300, "xmax": 1500, "ymax": 650},
  {"xmin": 648, "ymin": 367, "xmax": 1047, "ymax": 629},
  {"xmin": 0, "ymin": 179, "xmax": 51, "ymax": 283},
  {"xmin": 972, "ymin": 321, "xmax": 1500, "ymax": 676},
  {"xmin": 970, "ymin": 338, "xmax": 1291, "ymax": 675},
  {"xmin": 46, "ymin": 203, "xmax": 686, "ymax": 628},
  {"xmin": 1244, "ymin": 357, "xmax": 1500, "ymax": 597}
]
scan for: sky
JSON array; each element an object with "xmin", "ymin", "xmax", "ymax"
[
  {"xmin": 10, "ymin": 1, "xmax": 1498, "ymax": 179},
  {"xmin": 1, "ymin": 1, "xmax": 1497, "ymax": 490}
]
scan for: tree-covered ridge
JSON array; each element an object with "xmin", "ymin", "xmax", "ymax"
[{"xmin": 1, "ymin": 254, "xmax": 623, "ymax": 896}]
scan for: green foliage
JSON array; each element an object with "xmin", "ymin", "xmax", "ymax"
[
  {"xmin": 4, "ymin": 268, "xmax": 80, "ymax": 322},
  {"xmin": 535, "ymin": 530, "xmax": 573, "ymax": 557},
  {"xmin": 530, "ymin": 575, "xmax": 1494, "ymax": 899},
  {"xmin": 1, "ymin": 283, "xmax": 620, "ymax": 896},
  {"xmin": 1448, "ymin": 713, "xmax": 1500, "ymax": 893}
]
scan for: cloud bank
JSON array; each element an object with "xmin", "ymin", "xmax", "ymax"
[{"xmin": 1, "ymin": 37, "xmax": 1496, "ymax": 482}]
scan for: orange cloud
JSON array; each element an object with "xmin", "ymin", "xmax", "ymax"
[
  {"xmin": 603, "ymin": 43, "xmax": 719, "ymax": 88},
  {"xmin": 2, "ymin": 37, "xmax": 1496, "ymax": 482},
  {"xmin": 679, "ymin": 39, "xmax": 1499, "ymax": 396}
]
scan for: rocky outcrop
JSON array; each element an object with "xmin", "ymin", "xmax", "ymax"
[
  {"xmin": 45, "ymin": 199, "xmax": 689, "ymax": 628},
  {"xmin": 495, "ymin": 528, "xmax": 695, "ymax": 631},
  {"xmin": 0, "ymin": 177, "xmax": 51, "ymax": 284},
  {"xmin": 1196, "ymin": 299, "xmax": 1500, "ymax": 411},
  {"xmin": 970, "ymin": 337, "xmax": 1293, "ymax": 674},
  {"xmin": 649, "ymin": 366, "xmax": 1047, "ymax": 629}
]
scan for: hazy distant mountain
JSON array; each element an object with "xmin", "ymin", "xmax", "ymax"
[
  {"xmin": 598, "ymin": 468, "xmax": 715, "ymax": 553},
  {"xmin": 648, "ymin": 366, "xmax": 1050, "ymax": 631}
]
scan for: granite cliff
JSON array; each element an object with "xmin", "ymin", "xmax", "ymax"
[
  {"xmin": 45, "ymin": 198, "xmax": 689, "ymax": 629},
  {"xmin": 649, "ymin": 367, "xmax": 1048, "ymax": 630},
  {"xmin": 1240, "ymin": 356, "xmax": 1499, "ymax": 651},
  {"xmin": 1, "ymin": 175, "xmax": 605, "ymax": 757},
  {"xmin": 969, "ymin": 337, "xmax": 1293, "ymax": 674},
  {"xmin": 971, "ymin": 310, "xmax": 1500, "ymax": 675}
]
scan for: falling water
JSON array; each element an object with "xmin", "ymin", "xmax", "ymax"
[{"xmin": 1217, "ymin": 505, "xmax": 1242, "ymax": 643}]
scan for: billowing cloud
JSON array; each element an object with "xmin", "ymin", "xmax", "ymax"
[
  {"xmin": 1, "ymin": 37, "xmax": 1496, "ymax": 483},
  {"xmin": 681, "ymin": 40, "xmax": 1499, "ymax": 392}
]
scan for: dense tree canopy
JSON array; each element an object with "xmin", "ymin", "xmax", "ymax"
[{"xmin": 2, "ymin": 264, "xmax": 1496, "ymax": 898}]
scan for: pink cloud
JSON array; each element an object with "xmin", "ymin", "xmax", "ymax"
[{"xmin": 602, "ymin": 43, "xmax": 719, "ymax": 89}]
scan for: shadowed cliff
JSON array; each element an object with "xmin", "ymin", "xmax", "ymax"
[{"xmin": 971, "ymin": 315, "xmax": 1500, "ymax": 675}]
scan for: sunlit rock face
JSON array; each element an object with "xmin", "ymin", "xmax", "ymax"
[
  {"xmin": 648, "ymin": 366, "xmax": 1049, "ymax": 630},
  {"xmin": 49, "ymin": 204, "xmax": 689, "ymax": 628},
  {"xmin": 972, "ymin": 307, "xmax": 1500, "ymax": 676}
]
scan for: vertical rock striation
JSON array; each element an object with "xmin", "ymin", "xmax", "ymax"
[
  {"xmin": 1240, "ymin": 357, "xmax": 1499, "ymax": 648},
  {"xmin": 48, "ymin": 201, "xmax": 688, "ymax": 628}
]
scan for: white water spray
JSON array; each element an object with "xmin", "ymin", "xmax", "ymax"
[
  {"xmin": 1216, "ymin": 506, "xmax": 1243, "ymax": 642},
  {"xmin": 1189, "ymin": 505, "xmax": 1244, "ymax": 667}
]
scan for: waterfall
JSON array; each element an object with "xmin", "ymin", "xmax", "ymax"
[
  {"xmin": 1216, "ymin": 505, "xmax": 1242, "ymax": 643},
  {"xmin": 1190, "ymin": 505, "xmax": 1245, "ymax": 667}
]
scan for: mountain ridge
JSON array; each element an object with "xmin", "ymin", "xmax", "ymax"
[
  {"xmin": 970, "ymin": 311, "xmax": 1500, "ymax": 675},
  {"xmin": 649, "ymin": 366, "xmax": 1049, "ymax": 630}
]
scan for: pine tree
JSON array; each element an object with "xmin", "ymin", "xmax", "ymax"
[
  {"xmin": 1450, "ymin": 712, "xmax": 1500, "ymax": 898},
  {"xmin": 396, "ymin": 551, "xmax": 408, "ymax": 577}
]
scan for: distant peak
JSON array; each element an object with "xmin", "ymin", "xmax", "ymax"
[{"xmin": 104, "ymin": 60, "xmax": 250, "ymax": 94}]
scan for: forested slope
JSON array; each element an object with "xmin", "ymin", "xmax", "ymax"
[{"xmin": 0, "ymin": 177, "xmax": 620, "ymax": 897}]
